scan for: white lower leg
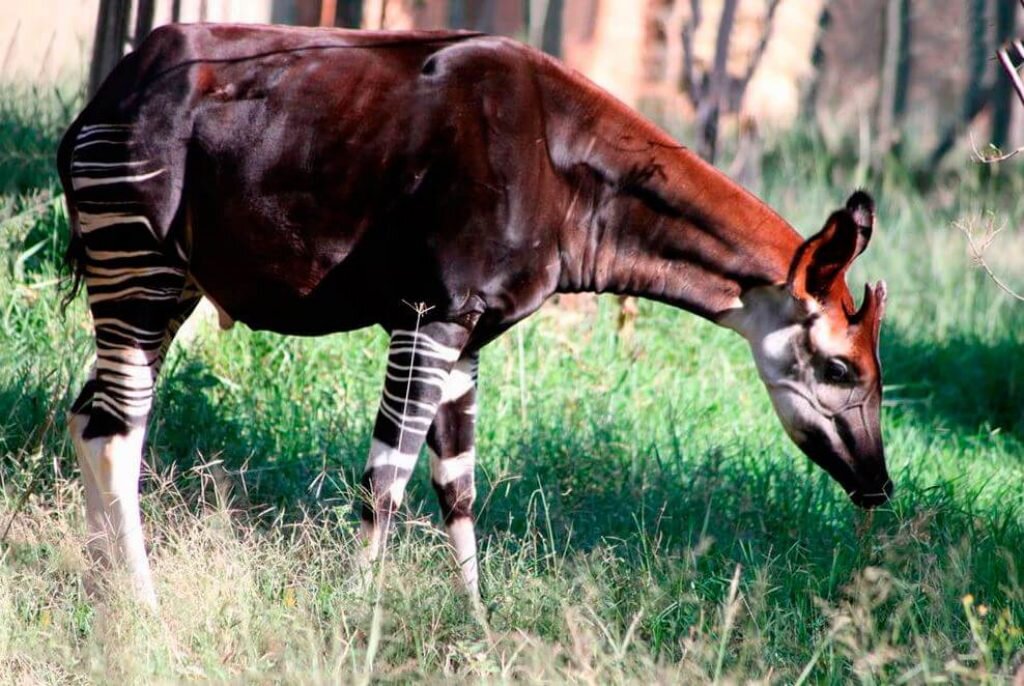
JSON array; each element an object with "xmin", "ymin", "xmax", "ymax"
[
  {"xmin": 70, "ymin": 413, "xmax": 105, "ymax": 567},
  {"xmin": 447, "ymin": 517, "xmax": 479, "ymax": 597},
  {"xmin": 75, "ymin": 423, "xmax": 155, "ymax": 607},
  {"xmin": 357, "ymin": 439, "xmax": 416, "ymax": 571}
]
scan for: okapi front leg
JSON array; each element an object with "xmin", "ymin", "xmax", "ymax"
[
  {"xmin": 359, "ymin": 323, "xmax": 471, "ymax": 566},
  {"xmin": 427, "ymin": 353, "xmax": 480, "ymax": 596}
]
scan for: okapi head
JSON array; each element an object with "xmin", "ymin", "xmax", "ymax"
[{"xmin": 734, "ymin": 192, "xmax": 890, "ymax": 508}]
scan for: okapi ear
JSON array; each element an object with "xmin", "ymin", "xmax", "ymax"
[
  {"xmin": 845, "ymin": 190, "xmax": 875, "ymax": 258},
  {"xmin": 787, "ymin": 210, "xmax": 862, "ymax": 302}
]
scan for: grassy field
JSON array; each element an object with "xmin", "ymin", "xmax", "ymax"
[{"xmin": 1, "ymin": 86, "xmax": 1023, "ymax": 684}]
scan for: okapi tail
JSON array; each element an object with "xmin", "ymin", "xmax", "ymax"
[{"xmin": 57, "ymin": 118, "xmax": 86, "ymax": 313}]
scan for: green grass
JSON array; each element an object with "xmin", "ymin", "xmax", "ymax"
[{"xmin": 1, "ymin": 88, "xmax": 1023, "ymax": 684}]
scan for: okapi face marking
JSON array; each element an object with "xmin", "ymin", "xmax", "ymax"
[{"xmin": 730, "ymin": 192, "xmax": 891, "ymax": 508}]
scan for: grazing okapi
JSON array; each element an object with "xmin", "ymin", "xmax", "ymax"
[{"xmin": 58, "ymin": 24, "xmax": 890, "ymax": 605}]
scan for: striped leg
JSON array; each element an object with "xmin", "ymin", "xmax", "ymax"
[
  {"xmin": 65, "ymin": 123, "xmax": 191, "ymax": 606},
  {"xmin": 427, "ymin": 352, "xmax": 480, "ymax": 596},
  {"xmin": 68, "ymin": 291, "xmax": 198, "ymax": 606},
  {"xmin": 358, "ymin": 324, "xmax": 472, "ymax": 569}
]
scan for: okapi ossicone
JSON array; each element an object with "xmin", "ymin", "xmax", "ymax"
[{"xmin": 59, "ymin": 24, "xmax": 890, "ymax": 604}]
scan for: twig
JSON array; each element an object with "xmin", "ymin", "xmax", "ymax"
[
  {"xmin": 997, "ymin": 39, "xmax": 1024, "ymax": 108},
  {"xmin": 968, "ymin": 130, "xmax": 1024, "ymax": 163},
  {"xmin": 956, "ymin": 215, "xmax": 1024, "ymax": 302}
]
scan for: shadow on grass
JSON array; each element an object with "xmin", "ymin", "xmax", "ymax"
[
  {"xmin": 2, "ymin": 336, "xmax": 1020, "ymax": 621},
  {"xmin": 149, "ymin": 356, "xmax": 371, "ymax": 511},
  {"xmin": 881, "ymin": 323, "xmax": 1024, "ymax": 440}
]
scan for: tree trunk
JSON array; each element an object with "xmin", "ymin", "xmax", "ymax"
[
  {"xmin": 874, "ymin": 0, "xmax": 910, "ymax": 166},
  {"xmin": 88, "ymin": 0, "xmax": 132, "ymax": 99},
  {"xmin": 133, "ymin": 0, "xmax": 156, "ymax": 48},
  {"xmin": 541, "ymin": 0, "xmax": 563, "ymax": 57},
  {"xmin": 528, "ymin": 0, "xmax": 562, "ymax": 56},
  {"xmin": 475, "ymin": 0, "xmax": 498, "ymax": 32},
  {"xmin": 695, "ymin": 0, "xmax": 739, "ymax": 163},
  {"xmin": 930, "ymin": 0, "xmax": 989, "ymax": 166},
  {"xmin": 337, "ymin": 0, "xmax": 363, "ymax": 27},
  {"xmin": 361, "ymin": 0, "xmax": 388, "ymax": 29},
  {"xmin": 450, "ymin": 0, "xmax": 467, "ymax": 29},
  {"xmin": 992, "ymin": 0, "xmax": 1019, "ymax": 150},
  {"xmin": 320, "ymin": 0, "xmax": 338, "ymax": 26},
  {"xmin": 802, "ymin": 1, "xmax": 831, "ymax": 119}
]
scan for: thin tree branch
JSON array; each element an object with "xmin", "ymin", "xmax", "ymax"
[
  {"xmin": 969, "ymin": 130, "xmax": 1024, "ymax": 163},
  {"xmin": 997, "ymin": 40, "xmax": 1024, "ymax": 108},
  {"xmin": 681, "ymin": 0, "xmax": 703, "ymax": 103},
  {"xmin": 956, "ymin": 216, "xmax": 1024, "ymax": 302}
]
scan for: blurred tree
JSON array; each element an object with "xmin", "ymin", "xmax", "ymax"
[
  {"xmin": 88, "ymin": 0, "xmax": 132, "ymax": 98},
  {"xmin": 873, "ymin": 0, "xmax": 910, "ymax": 167},
  {"xmin": 929, "ymin": 0, "xmax": 988, "ymax": 166},
  {"xmin": 449, "ymin": 0, "xmax": 466, "ymax": 28},
  {"xmin": 337, "ymin": 0, "xmax": 364, "ymax": 27},
  {"xmin": 992, "ymin": 0, "xmax": 1020, "ymax": 151},
  {"xmin": 682, "ymin": 0, "xmax": 780, "ymax": 165},
  {"xmin": 801, "ymin": 0, "xmax": 831, "ymax": 117},
  {"xmin": 133, "ymin": 0, "xmax": 156, "ymax": 47},
  {"xmin": 529, "ymin": 0, "xmax": 563, "ymax": 57}
]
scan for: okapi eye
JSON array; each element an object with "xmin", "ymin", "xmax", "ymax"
[{"xmin": 824, "ymin": 358, "xmax": 851, "ymax": 383}]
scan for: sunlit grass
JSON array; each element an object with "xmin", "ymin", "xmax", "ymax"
[{"xmin": 1, "ymin": 87, "xmax": 1022, "ymax": 683}]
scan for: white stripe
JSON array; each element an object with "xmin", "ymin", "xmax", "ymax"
[
  {"xmin": 385, "ymin": 360, "xmax": 449, "ymax": 379},
  {"xmin": 95, "ymin": 360, "xmax": 154, "ymax": 386},
  {"xmin": 99, "ymin": 386, "xmax": 154, "ymax": 400},
  {"xmin": 429, "ymin": 450, "xmax": 475, "ymax": 486},
  {"xmin": 365, "ymin": 439, "xmax": 418, "ymax": 472},
  {"xmin": 388, "ymin": 345, "xmax": 460, "ymax": 362},
  {"xmin": 79, "ymin": 212, "xmax": 156, "ymax": 236},
  {"xmin": 72, "ymin": 160, "xmax": 149, "ymax": 169},
  {"xmin": 86, "ymin": 265, "xmax": 183, "ymax": 278},
  {"xmin": 88, "ymin": 286, "xmax": 178, "ymax": 304},
  {"xmin": 72, "ymin": 168, "xmax": 165, "ymax": 190},
  {"xmin": 96, "ymin": 346, "xmax": 156, "ymax": 366},
  {"xmin": 377, "ymin": 402, "xmax": 431, "ymax": 432},
  {"xmin": 381, "ymin": 387, "xmax": 439, "ymax": 414},
  {"xmin": 84, "ymin": 249, "xmax": 164, "ymax": 261},
  {"xmin": 73, "ymin": 139, "xmax": 134, "ymax": 151},
  {"xmin": 86, "ymin": 267, "xmax": 184, "ymax": 287},
  {"xmin": 384, "ymin": 371, "xmax": 447, "ymax": 391},
  {"xmin": 80, "ymin": 123, "xmax": 132, "ymax": 132},
  {"xmin": 92, "ymin": 318, "xmax": 163, "ymax": 337},
  {"xmin": 441, "ymin": 364, "xmax": 474, "ymax": 403},
  {"xmin": 390, "ymin": 330, "xmax": 460, "ymax": 361}
]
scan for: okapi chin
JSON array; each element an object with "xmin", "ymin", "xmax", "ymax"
[{"xmin": 58, "ymin": 23, "xmax": 890, "ymax": 604}]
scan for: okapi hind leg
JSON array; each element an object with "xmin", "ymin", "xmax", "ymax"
[
  {"xmin": 68, "ymin": 290, "xmax": 199, "ymax": 607},
  {"xmin": 63, "ymin": 118, "xmax": 196, "ymax": 606},
  {"xmin": 357, "ymin": 323, "xmax": 473, "ymax": 578},
  {"xmin": 427, "ymin": 353, "xmax": 480, "ymax": 597}
]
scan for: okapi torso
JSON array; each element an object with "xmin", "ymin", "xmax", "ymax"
[{"xmin": 60, "ymin": 24, "xmax": 890, "ymax": 604}]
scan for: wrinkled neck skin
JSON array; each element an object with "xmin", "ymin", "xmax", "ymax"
[{"xmin": 554, "ymin": 145, "xmax": 803, "ymax": 332}]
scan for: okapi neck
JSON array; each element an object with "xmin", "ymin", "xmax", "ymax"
[{"xmin": 556, "ymin": 148, "xmax": 804, "ymax": 324}]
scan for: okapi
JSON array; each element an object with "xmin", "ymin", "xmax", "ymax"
[{"xmin": 59, "ymin": 24, "xmax": 890, "ymax": 605}]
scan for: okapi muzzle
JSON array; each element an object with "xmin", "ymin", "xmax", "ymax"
[{"xmin": 734, "ymin": 192, "xmax": 892, "ymax": 508}]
